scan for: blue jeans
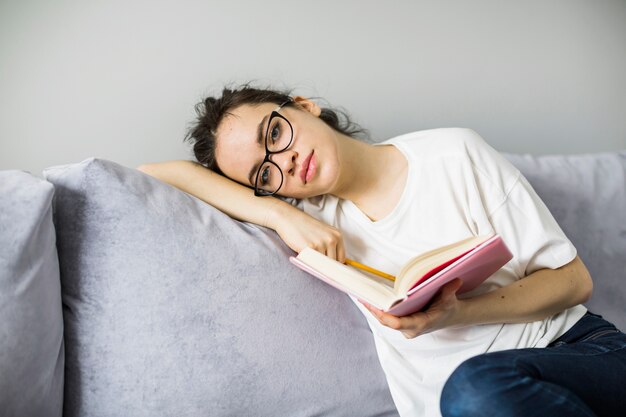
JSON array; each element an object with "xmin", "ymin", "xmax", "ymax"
[{"xmin": 440, "ymin": 312, "xmax": 626, "ymax": 417}]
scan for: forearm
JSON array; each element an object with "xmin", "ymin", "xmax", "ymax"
[
  {"xmin": 137, "ymin": 160, "xmax": 289, "ymax": 229},
  {"xmin": 457, "ymin": 256, "xmax": 593, "ymax": 326}
]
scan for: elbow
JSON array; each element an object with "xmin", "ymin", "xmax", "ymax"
[
  {"xmin": 136, "ymin": 164, "xmax": 157, "ymax": 177},
  {"xmin": 136, "ymin": 164, "xmax": 150, "ymax": 173},
  {"xmin": 579, "ymin": 273, "xmax": 593, "ymax": 304},
  {"xmin": 573, "ymin": 256, "xmax": 594, "ymax": 304}
]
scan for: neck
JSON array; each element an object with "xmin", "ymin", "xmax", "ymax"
[{"xmin": 330, "ymin": 134, "xmax": 405, "ymax": 208}]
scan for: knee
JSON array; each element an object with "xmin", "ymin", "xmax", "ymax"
[{"xmin": 440, "ymin": 354, "xmax": 509, "ymax": 417}]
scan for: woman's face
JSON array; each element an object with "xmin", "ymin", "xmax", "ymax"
[{"xmin": 214, "ymin": 99, "xmax": 342, "ymax": 199}]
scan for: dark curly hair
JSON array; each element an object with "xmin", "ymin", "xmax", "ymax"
[{"xmin": 184, "ymin": 83, "xmax": 367, "ymax": 175}]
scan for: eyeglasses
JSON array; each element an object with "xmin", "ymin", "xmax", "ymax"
[{"xmin": 253, "ymin": 100, "xmax": 294, "ymax": 196}]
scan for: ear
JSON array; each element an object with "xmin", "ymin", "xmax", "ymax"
[{"xmin": 292, "ymin": 96, "xmax": 322, "ymax": 117}]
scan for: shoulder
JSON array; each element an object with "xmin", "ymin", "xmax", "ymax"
[
  {"xmin": 385, "ymin": 127, "xmax": 485, "ymax": 149},
  {"xmin": 384, "ymin": 127, "xmax": 491, "ymax": 160},
  {"xmin": 388, "ymin": 128, "xmax": 520, "ymax": 195}
]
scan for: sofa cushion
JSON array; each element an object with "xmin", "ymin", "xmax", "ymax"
[
  {"xmin": 43, "ymin": 158, "xmax": 398, "ymax": 417},
  {"xmin": 0, "ymin": 170, "xmax": 64, "ymax": 417},
  {"xmin": 504, "ymin": 152, "xmax": 626, "ymax": 331}
]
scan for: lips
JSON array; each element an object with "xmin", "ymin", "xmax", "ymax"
[{"xmin": 300, "ymin": 151, "xmax": 315, "ymax": 184}]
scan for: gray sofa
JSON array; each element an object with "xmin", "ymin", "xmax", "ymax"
[{"xmin": 1, "ymin": 150, "xmax": 624, "ymax": 417}]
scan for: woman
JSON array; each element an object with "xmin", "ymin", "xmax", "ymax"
[{"xmin": 138, "ymin": 84, "xmax": 626, "ymax": 417}]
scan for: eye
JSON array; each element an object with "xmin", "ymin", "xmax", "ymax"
[
  {"xmin": 260, "ymin": 165, "xmax": 271, "ymax": 185},
  {"xmin": 270, "ymin": 123, "xmax": 280, "ymax": 143}
]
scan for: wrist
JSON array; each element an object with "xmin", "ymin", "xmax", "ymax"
[
  {"xmin": 452, "ymin": 299, "xmax": 475, "ymax": 328},
  {"xmin": 262, "ymin": 198, "xmax": 291, "ymax": 230},
  {"xmin": 453, "ymin": 292, "xmax": 507, "ymax": 328}
]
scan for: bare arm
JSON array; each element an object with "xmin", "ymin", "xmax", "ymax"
[
  {"xmin": 136, "ymin": 160, "xmax": 346, "ymax": 260},
  {"xmin": 137, "ymin": 160, "xmax": 285, "ymax": 228},
  {"xmin": 455, "ymin": 255, "xmax": 592, "ymax": 325}
]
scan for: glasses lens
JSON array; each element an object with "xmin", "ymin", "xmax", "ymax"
[
  {"xmin": 266, "ymin": 114, "xmax": 293, "ymax": 153},
  {"xmin": 255, "ymin": 161, "xmax": 283, "ymax": 195}
]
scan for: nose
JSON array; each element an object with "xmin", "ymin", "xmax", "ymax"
[{"xmin": 269, "ymin": 150, "xmax": 297, "ymax": 176}]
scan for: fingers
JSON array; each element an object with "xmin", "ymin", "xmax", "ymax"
[
  {"xmin": 357, "ymin": 282, "xmax": 464, "ymax": 340},
  {"xmin": 280, "ymin": 210, "xmax": 346, "ymax": 260},
  {"xmin": 326, "ymin": 236, "xmax": 347, "ymax": 262},
  {"xmin": 360, "ymin": 301, "xmax": 426, "ymax": 339},
  {"xmin": 336, "ymin": 237, "xmax": 346, "ymax": 263},
  {"xmin": 361, "ymin": 302, "xmax": 408, "ymax": 330},
  {"xmin": 440, "ymin": 278, "xmax": 463, "ymax": 300},
  {"xmin": 314, "ymin": 227, "xmax": 344, "ymax": 262},
  {"xmin": 326, "ymin": 245, "xmax": 336, "ymax": 261}
]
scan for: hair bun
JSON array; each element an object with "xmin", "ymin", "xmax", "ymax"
[{"xmin": 204, "ymin": 97, "xmax": 218, "ymax": 108}]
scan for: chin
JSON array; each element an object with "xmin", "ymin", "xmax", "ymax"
[{"xmin": 278, "ymin": 188, "xmax": 320, "ymax": 200}]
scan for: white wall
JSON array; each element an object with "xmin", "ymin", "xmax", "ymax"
[{"xmin": 1, "ymin": 0, "xmax": 625, "ymax": 177}]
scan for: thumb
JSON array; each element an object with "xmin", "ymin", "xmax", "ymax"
[{"xmin": 441, "ymin": 278, "xmax": 463, "ymax": 299}]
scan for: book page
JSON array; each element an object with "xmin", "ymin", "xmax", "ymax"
[
  {"xmin": 359, "ymin": 268, "xmax": 395, "ymax": 289},
  {"xmin": 393, "ymin": 235, "xmax": 493, "ymax": 296},
  {"xmin": 295, "ymin": 248, "xmax": 401, "ymax": 309}
]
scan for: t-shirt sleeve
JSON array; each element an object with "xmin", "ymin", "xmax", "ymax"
[
  {"xmin": 457, "ymin": 128, "xmax": 577, "ymax": 277},
  {"xmin": 487, "ymin": 173, "xmax": 577, "ymax": 277}
]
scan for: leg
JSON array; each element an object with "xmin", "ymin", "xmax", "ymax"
[{"xmin": 440, "ymin": 313, "xmax": 626, "ymax": 417}]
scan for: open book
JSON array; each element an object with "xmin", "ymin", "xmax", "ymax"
[{"xmin": 290, "ymin": 234, "xmax": 513, "ymax": 316}]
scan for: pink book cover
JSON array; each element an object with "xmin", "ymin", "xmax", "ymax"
[
  {"xmin": 387, "ymin": 235, "xmax": 512, "ymax": 316},
  {"xmin": 290, "ymin": 235, "xmax": 513, "ymax": 317}
]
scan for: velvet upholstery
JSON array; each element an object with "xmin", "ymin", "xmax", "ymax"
[
  {"xmin": 43, "ymin": 158, "xmax": 398, "ymax": 417},
  {"xmin": 0, "ymin": 170, "xmax": 64, "ymax": 417},
  {"xmin": 3, "ymin": 149, "xmax": 623, "ymax": 417}
]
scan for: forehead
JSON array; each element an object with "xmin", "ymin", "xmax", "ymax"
[{"xmin": 215, "ymin": 103, "xmax": 276, "ymax": 184}]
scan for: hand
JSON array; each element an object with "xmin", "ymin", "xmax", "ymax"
[
  {"xmin": 269, "ymin": 201, "xmax": 345, "ymax": 262},
  {"xmin": 360, "ymin": 278, "xmax": 465, "ymax": 339}
]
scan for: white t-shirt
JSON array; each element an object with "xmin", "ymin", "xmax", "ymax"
[{"xmin": 293, "ymin": 128, "xmax": 587, "ymax": 417}]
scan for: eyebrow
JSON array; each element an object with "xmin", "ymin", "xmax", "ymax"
[{"xmin": 247, "ymin": 113, "xmax": 270, "ymax": 186}]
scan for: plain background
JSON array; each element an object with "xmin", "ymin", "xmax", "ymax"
[{"xmin": 1, "ymin": 0, "xmax": 625, "ymax": 177}]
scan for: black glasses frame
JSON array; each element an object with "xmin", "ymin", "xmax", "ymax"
[{"xmin": 253, "ymin": 100, "xmax": 294, "ymax": 197}]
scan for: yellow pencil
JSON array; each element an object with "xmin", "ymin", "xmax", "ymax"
[{"xmin": 344, "ymin": 258, "xmax": 396, "ymax": 282}]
